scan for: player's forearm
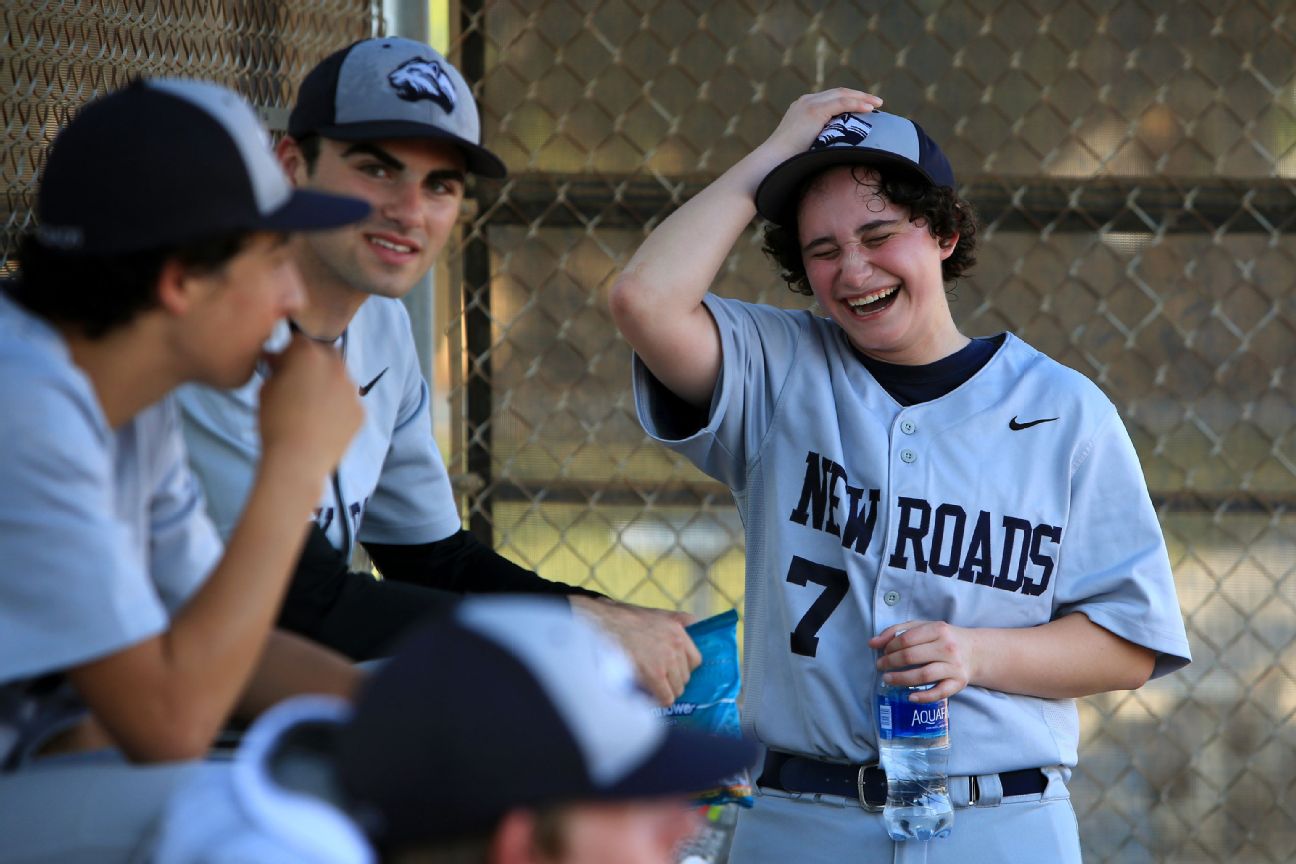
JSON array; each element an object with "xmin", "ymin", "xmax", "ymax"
[
  {"xmin": 145, "ymin": 457, "xmax": 334, "ymax": 745},
  {"xmin": 613, "ymin": 150, "xmax": 767, "ymax": 317},
  {"xmin": 966, "ymin": 612, "xmax": 1156, "ymax": 699},
  {"xmin": 235, "ymin": 629, "xmax": 359, "ymax": 721},
  {"xmin": 610, "ymin": 148, "xmax": 784, "ymax": 407}
]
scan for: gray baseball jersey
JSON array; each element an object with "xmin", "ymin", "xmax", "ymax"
[
  {"xmin": 178, "ymin": 295, "xmax": 462, "ymax": 556},
  {"xmin": 633, "ymin": 294, "xmax": 1191, "ymax": 778},
  {"xmin": 0, "ymin": 293, "xmax": 218, "ymax": 766}
]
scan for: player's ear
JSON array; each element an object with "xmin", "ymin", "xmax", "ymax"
[
  {"xmin": 488, "ymin": 809, "xmax": 545, "ymax": 864},
  {"xmin": 154, "ymin": 256, "xmax": 205, "ymax": 318},
  {"xmin": 937, "ymin": 232, "xmax": 960, "ymax": 260},
  {"xmin": 275, "ymin": 135, "xmax": 308, "ymax": 187}
]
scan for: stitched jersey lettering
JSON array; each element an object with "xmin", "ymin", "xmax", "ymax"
[{"xmin": 787, "ymin": 449, "xmax": 1061, "ymax": 599}]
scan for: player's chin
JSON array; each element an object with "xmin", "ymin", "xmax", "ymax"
[
  {"xmin": 359, "ymin": 271, "xmax": 420, "ymax": 300},
  {"xmin": 207, "ymin": 356, "xmax": 261, "ymax": 390}
]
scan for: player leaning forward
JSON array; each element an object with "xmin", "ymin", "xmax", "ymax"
[
  {"xmin": 0, "ymin": 79, "xmax": 366, "ymax": 861},
  {"xmin": 610, "ymin": 89, "xmax": 1191, "ymax": 861}
]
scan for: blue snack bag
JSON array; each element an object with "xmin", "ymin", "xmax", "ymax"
[{"xmin": 657, "ymin": 609, "xmax": 754, "ymax": 807}]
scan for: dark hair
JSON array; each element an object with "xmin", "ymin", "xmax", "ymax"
[
  {"xmin": 761, "ymin": 166, "xmax": 978, "ymax": 296},
  {"xmin": 295, "ymin": 134, "xmax": 323, "ymax": 172},
  {"xmin": 9, "ymin": 230, "xmax": 253, "ymax": 339}
]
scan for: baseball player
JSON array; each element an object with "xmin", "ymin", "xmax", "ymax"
[
  {"xmin": 609, "ymin": 89, "xmax": 1192, "ymax": 861},
  {"xmin": 0, "ymin": 79, "xmax": 369, "ymax": 862},
  {"xmin": 155, "ymin": 597, "xmax": 757, "ymax": 864},
  {"xmin": 177, "ymin": 37, "xmax": 699, "ymax": 704}
]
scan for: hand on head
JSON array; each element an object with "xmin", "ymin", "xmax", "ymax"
[{"xmin": 760, "ymin": 88, "xmax": 884, "ymax": 162}]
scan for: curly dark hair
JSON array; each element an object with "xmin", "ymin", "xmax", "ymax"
[
  {"xmin": 761, "ymin": 165, "xmax": 978, "ymax": 296},
  {"xmin": 9, "ymin": 230, "xmax": 253, "ymax": 339}
]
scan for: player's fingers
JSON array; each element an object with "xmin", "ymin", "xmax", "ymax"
[
  {"xmin": 870, "ymin": 620, "xmax": 925, "ymax": 651},
  {"xmin": 671, "ymin": 664, "xmax": 693, "ymax": 703},
  {"xmin": 867, "ymin": 624, "xmax": 904, "ymax": 648},
  {"xmin": 640, "ymin": 664, "xmax": 676, "ymax": 707},
  {"xmin": 667, "ymin": 661, "xmax": 690, "ymax": 702},
  {"xmin": 880, "ymin": 662, "xmax": 947, "ymax": 696},
  {"xmin": 682, "ymin": 634, "xmax": 702, "ymax": 670},
  {"xmin": 651, "ymin": 680, "xmax": 676, "ymax": 708},
  {"xmin": 670, "ymin": 610, "xmax": 700, "ymax": 627},
  {"xmin": 908, "ymin": 677, "xmax": 963, "ymax": 703},
  {"xmin": 806, "ymin": 87, "xmax": 883, "ymax": 108}
]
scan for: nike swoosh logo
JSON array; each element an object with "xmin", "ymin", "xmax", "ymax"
[
  {"xmin": 359, "ymin": 367, "xmax": 388, "ymax": 397},
  {"xmin": 1009, "ymin": 415, "xmax": 1059, "ymax": 431}
]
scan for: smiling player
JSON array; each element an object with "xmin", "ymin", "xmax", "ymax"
[
  {"xmin": 610, "ymin": 89, "xmax": 1191, "ymax": 861},
  {"xmin": 178, "ymin": 38, "xmax": 700, "ymax": 704}
]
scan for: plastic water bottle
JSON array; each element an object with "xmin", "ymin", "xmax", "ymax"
[{"xmin": 875, "ymin": 676, "xmax": 954, "ymax": 841}]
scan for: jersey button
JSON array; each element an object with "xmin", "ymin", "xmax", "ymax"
[
  {"xmin": 900, "ymin": 449, "xmax": 917, "ymax": 464},
  {"xmin": 900, "ymin": 420, "xmax": 917, "ymax": 434},
  {"xmin": 884, "ymin": 590, "xmax": 901, "ymax": 606}
]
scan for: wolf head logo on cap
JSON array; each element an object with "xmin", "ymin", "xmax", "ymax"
[
  {"xmin": 387, "ymin": 57, "xmax": 457, "ymax": 113},
  {"xmin": 815, "ymin": 113, "xmax": 873, "ymax": 149}
]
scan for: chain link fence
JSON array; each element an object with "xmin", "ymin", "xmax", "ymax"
[
  {"xmin": 3, "ymin": 2, "xmax": 1293, "ymax": 862},
  {"xmin": 451, "ymin": 2, "xmax": 1295, "ymax": 862},
  {"xmin": 1, "ymin": 0, "xmax": 380, "ymax": 264}
]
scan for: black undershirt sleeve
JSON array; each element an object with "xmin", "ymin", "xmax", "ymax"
[
  {"xmin": 278, "ymin": 526, "xmax": 604, "ymax": 661},
  {"xmin": 277, "ymin": 523, "xmax": 459, "ymax": 661},
  {"xmin": 366, "ymin": 529, "xmax": 603, "ymax": 599}
]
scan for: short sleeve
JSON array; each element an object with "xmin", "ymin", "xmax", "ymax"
[
  {"xmin": 631, "ymin": 294, "xmax": 806, "ymax": 491},
  {"xmin": 1053, "ymin": 410, "xmax": 1192, "ymax": 678},
  {"xmin": 143, "ymin": 399, "xmax": 223, "ymax": 613},
  {"xmin": 356, "ymin": 342, "xmax": 462, "ymax": 546},
  {"xmin": 176, "ymin": 378, "xmax": 263, "ymax": 542},
  {"xmin": 0, "ymin": 370, "xmax": 167, "ymax": 682}
]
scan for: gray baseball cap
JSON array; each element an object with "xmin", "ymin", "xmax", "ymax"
[
  {"xmin": 288, "ymin": 37, "xmax": 506, "ymax": 178},
  {"xmin": 755, "ymin": 110, "xmax": 955, "ymax": 225},
  {"xmin": 337, "ymin": 597, "xmax": 756, "ymax": 848}
]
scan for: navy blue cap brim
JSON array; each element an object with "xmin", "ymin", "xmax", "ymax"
[
  {"xmin": 308, "ymin": 120, "xmax": 507, "ymax": 179},
  {"xmin": 258, "ymin": 188, "xmax": 371, "ymax": 233},
  {"xmin": 755, "ymin": 147, "xmax": 944, "ymax": 225},
  {"xmin": 605, "ymin": 725, "xmax": 758, "ymax": 802}
]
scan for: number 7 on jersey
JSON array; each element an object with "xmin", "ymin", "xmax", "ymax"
[{"xmin": 786, "ymin": 556, "xmax": 850, "ymax": 657}]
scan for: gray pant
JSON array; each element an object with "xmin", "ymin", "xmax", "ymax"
[
  {"xmin": 729, "ymin": 766, "xmax": 1081, "ymax": 864},
  {"xmin": 0, "ymin": 751, "xmax": 224, "ymax": 864}
]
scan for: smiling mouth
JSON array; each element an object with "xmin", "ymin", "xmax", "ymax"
[
  {"xmin": 845, "ymin": 286, "xmax": 899, "ymax": 315},
  {"xmin": 367, "ymin": 235, "xmax": 417, "ymax": 255}
]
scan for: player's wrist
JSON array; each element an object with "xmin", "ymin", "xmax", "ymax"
[{"xmin": 253, "ymin": 448, "xmax": 332, "ymax": 505}]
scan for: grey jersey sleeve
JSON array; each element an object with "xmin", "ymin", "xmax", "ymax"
[
  {"xmin": 140, "ymin": 398, "xmax": 223, "ymax": 614},
  {"xmin": 632, "ymin": 294, "xmax": 808, "ymax": 491},
  {"xmin": 0, "ymin": 362, "xmax": 167, "ymax": 683},
  {"xmin": 1053, "ymin": 409, "xmax": 1192, "ymax": 677},
  {"xmin": 175, "ymin": 378, "xmax": 264, "ymax": 543},
  {"xmin": 354, "ymin": 324, "xmax": 462, "ymax": 546}
]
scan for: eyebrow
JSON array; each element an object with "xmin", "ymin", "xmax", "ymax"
[
  {"xmin": 801, "ymin": 218, "xmax": 901, "ymax": 252},
  {"xmin": 341, "ymin": 142, "xmax": 404, "ymax": 171},
  {"xmin": 340, "ymin": 143, "xmax": 466, "ymax": 187},
  {"xmin": 423, "ymin": 167, "xmax": 467, "ymax": 187}
]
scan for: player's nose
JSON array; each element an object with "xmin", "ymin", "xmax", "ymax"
[
  {"xmin": 840, "ymin": 243, "xmax": 873, "ymax": 287},
  {"xmin": 379, "ymin": 178, "xmax": 423, "ymax": 229}
]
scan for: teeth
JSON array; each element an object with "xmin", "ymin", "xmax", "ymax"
[
  {"xmin": 370, "ymin": 237, "xmax": 414, "ymax": 254},
  {"xmin": 847, "ymin": 286, "xmax": 898, "ymax": 309}
]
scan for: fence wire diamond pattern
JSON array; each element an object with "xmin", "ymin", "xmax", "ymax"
[{"xmin": 3, "ymin": 2, "xmax": 1294, "ymax": 862}]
